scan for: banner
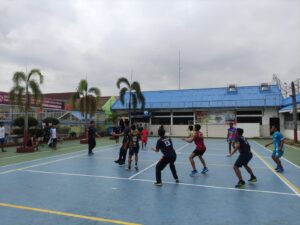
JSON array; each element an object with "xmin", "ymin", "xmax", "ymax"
[{"xmin": 196, "ymin": 111, "xmax": 236, "ymax": 124}]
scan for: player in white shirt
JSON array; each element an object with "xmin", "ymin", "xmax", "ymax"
[{"xmin": 0, "ymin": 123, "xmax": 7, "ymax": 152}]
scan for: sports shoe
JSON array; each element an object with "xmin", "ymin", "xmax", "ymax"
[
  {"xmin": 114, "ymin": 160, "xmax": 120, "ymax": 164},
  {"xmin": 119, "ymin": 161, "xmax": 125, "ymax": 166},
  {"xmin": 276, "ymin": 167, "xmax": 284, "ymax": 173},
  {"xmin": 248, "ymin": 176, "xmax": 257, "ymax": 182},
  {"xmin": 190, "ymin": 170, "xmax": 198, "ymax": 177},
  {"xmin": 134, "ymin": 165, "xmax": 139, "ymax": 171},
  {"xmin": 154, "ymin": 182, "xmax": 162, "ymax": 186},
  {"xmin": 88, "ymin": 152, "xmax": 94, "ymax": 156},
  {"xmin": 175, "ymin": 179, "xmax": 179, "ymax": 183},
  {"xmin": 125, "ymin": 166, "xmax": 131, "ymax": 171},
  {"xmin": 201, "ymin": 167, "xmax": 209, "ymax": 174},
  {"xmin": 235, "ymin": 180, "xmax": 246, "ymax": 188},
  {"xmin": 274, "ymin": 166, "xmax": 279, "ymax": 171}
]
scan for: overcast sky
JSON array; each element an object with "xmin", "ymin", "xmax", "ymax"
[{"xmin": 0, "ymin": 0, "xmax": 299, "ymax": 96}]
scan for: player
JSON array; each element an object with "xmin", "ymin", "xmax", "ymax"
[
  {"xmin": 126, "ymin": 125, "xmax": 140, "ymax": 171},
  {"xmin": 227, "ymin": 122, "xmax": 236, "ymax": 156},
  {"xmin": 141, "ymin": 127, "xmax": 149, "ymax": 149}
]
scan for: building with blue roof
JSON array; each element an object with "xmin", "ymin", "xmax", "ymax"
[{"xmin": 112, "ymin": 84, "xmax": 283, "ymax": 138}]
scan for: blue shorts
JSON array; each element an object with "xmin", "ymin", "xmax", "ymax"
[
  {"xmin": 0, "ymin": 138, "xmax": 5, "ymax": 145},
  {"xmin": 272, "ymin": 150, "xmax": 284, "ymax": 158}
]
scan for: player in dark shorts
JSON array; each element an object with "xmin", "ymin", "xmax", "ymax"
[
  {"xmin": 126, "ymin": 125, "xmax": 140, "ymax": 171},
  {"xmin": 182, "ymin": 124, "xmax": 208, "ymax": 176},
  {"xmin": 113, "ymin": 119, "xmax": 130, "ymax": 165},
  {"xmin": 152, "ymin": 128, "xmax": 179, "ymax": 186},
  {"xmin": 229, "ymin": 128, "xmax": 257, "ymax": 188},
  {"xmin": 88, "ymin": 121, "xmax": 100, "ymax": 156}
]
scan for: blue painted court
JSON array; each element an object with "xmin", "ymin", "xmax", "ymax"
[{"xmin": 0, "ymin": 138, "xmax": 299, "ymax": 225}]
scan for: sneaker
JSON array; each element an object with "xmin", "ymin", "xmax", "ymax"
[
  {"xmin": 154, "ymin": 182, "xmax": 162, "ymax": 186},
  {"xmin": 248, "ymin": 176, "xmax": 257, "ymax": 182},
  {"xmin": 190, "ymin": 170, "xmax": 198, "ymax": 177},
  {"xmin": 201, "ymin": 167, "xmax": 209, "ymax": 174},
  {"xmin": 134, "ymin": 165, "xmax": 139, "ymax": 171},
  {"xmin": 175, "ymin": 179, "xmax": 179, "ymax": 183},
  {"xmin": 125, "ymin": 166, "xmax": 131, "ymax": 171},
  {"xmin": 276, "ymin": 167, "xmax": 284, "ymax": 173},
  {"xmin": 235, "ymin": 180, "xmax": 246, "ymax": 188},
  {"xmin": 114, "ymin": 160, "xmax": 120, "ymax": 164},
  {"xmin": 88, "ymin": 152, "xmax": 94, "ymax": 156},
  {"xmin": 119, "ymin": 161, "xmax": 125, "ymax": 166}
]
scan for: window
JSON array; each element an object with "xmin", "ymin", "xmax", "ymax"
[
  {"xmin": 173, "ymin": 117, "xmax": 194, "ymax": 125},
  {"xmin": 151, "ymin": 117, "xmax": 171, "ymax": 125},
  {"xmin": 228, "ymin": 84, "xmax": 237, "ymax": 93},
  {"xmin": 260, "ymin": 83, "xmax": 270, "ymax": 91},
  {"xmin": 237, "ymin": 117, "xmax": 262, "ymax": 124},
  {"xmin": 151, "ymin": 112, "xmax": 171, "ymax": 116}
]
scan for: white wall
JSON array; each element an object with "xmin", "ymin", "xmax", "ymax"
[
  {"xmin": 282, "ymin": 129, "xmax": 300, "ymax": 140},
  {"xmin": 236, "ymin": 123, "xmax": 260, "ymax": 138},
  {"xmin": 206, "ymin": 124, "xmax": 227, "ymax": 138}
]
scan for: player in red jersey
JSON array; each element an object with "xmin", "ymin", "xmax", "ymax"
[{"xmin": 182, "ymin": 124, "xmax": 208, "ymax": 176}]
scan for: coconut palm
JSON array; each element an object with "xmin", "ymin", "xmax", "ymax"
[
  {"xmin": 72, "ymin": 79, "xmax": 101, "ymax": 122},
  {"xmin": 117, "ymin": 77, "xmax": 145, "ymax": 125},
  {"xmin": 9, "ymin": 69, "xmax": 44, "ymax": 147}
]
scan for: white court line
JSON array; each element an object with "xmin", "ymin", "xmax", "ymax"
[
  {"xmin": 0, "ymin": 146, "xmax": 118, "ymax": 175},
  {"xmin": 19, "ymin": 169, "xmax": 297, "ymax": 197},
  {"xmin": 0, "ymin": 144, "xmax": 119, "ymax": 170},
  {"xmin": 128, "ymin": 143, "xmax": 189, "ymax": 180},
  {"xmin": 253, "ymin": 141, "xmax": 300, "ymax": 169},
  {"xmin": 251, "ymin": 148, "xmax": 300, "ymax": 198}
]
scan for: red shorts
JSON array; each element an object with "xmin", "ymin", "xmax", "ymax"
[{"xmin": 141, "ymin": 138, "xmax": 148, "ymax": 143}]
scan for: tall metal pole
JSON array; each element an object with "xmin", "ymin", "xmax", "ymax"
[{"xmin": 291, "ymin": 82, "xmax": 298, "ymax": 144}]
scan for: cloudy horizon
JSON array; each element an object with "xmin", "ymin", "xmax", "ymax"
[{"xmin": 0, "ymin": 0, "xmax": 299, "ymax": 96}]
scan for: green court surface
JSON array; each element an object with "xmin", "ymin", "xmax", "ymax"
[{"xmin": 0, "ymin": 137, "xmax": 116, "ymax": 167}]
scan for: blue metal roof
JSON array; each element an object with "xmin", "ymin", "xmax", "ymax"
[
  {"xmin": 279, "ymin": 103, "xmax": 300, "ymax": 113},
  {"xmin": 282, "ymin": 94, "xmax": 300, "ymax": 106},
  {"xmin": 112, "ymin": 85, "xmax": 283, "ymax": 110}
]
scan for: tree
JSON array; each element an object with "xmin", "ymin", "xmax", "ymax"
[
  {"xmin": 43, "ymin": 117, "xmax": 60, "ymax": 126},
  {"xmin": 72, "ymin": 79, "xmax": 101, "ymax": 122},
  {"xmin": 105, "ymin": 111, "xmax": 119, "ymax": 126},
  {"xmin": 116, "ymin": 77, "xmax": 145, "ymax": 125},
  {"xmin": 9, "ymin": 69, "xmax": 44, "ymax": 147},
  {"xmin": 14, "ymin": 116, "xmax": 39, "ymax": 127}
]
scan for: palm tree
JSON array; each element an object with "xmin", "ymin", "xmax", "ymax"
[
  {"xmin": 117, "ymin": 77, "xmax": 145, "ymax": 125},
  {"xmin": 72, "ymin": 79, "xmax": 101, "ymax": 125},
  {"xmin": 9, "ymin": 69, "xmax": 44, "ymax": 147}
]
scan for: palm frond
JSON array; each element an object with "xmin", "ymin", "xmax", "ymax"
[
  {"xmin": 119, "ymin": 87, "xmax": 128, "ymax": 105},
  {"xmin": 87, "ymin": 96, "xmax": 97, "ymax": 117},
  {"xmin": 130, "ymin": 81, "xmax": 141, "ymax": 93},
  {"xmin": 116, "ymin": 77, "xmax": 130, "ymax": 89},
  {"xmin": 78, "ymin": 79, "xmax": 88, "ymax": 94},
  {"xmin": 88, "ymin": 87, "xmax": 101, "ymax": 97},
  {"xmin": 12, "ymin": 72, "xmax": 26, "ymax": 86},
  {"xmin": 137, "ymin": 91, "xmax": 145, "ymax": 110},
  {"xmin": 28, "ymin": 69, "xmax": 44, "ymax": 84},
  {"xmin": 29, "ymin": 80, "xmax": 42, "ymax": 104},
  {"xmin": 79, "ymin": 96, "xmax": 86, "ymax": 117}
]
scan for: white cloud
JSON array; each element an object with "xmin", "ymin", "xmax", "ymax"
[{"xmin": 0, "ymin": 0, "xmax": 299, "ymax": 95}]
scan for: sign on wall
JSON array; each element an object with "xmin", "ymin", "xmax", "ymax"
[{"xmin": 196, "ymin": 111, "xmax": 236, "ymax": 124}]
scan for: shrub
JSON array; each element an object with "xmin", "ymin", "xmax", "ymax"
[
  {"xmin": 43, "ymin": 117, "xmax": 60, "ymax": 126},
  {"xmin": 14, "ymin": 116, "xmax": 38, "ymax": 127}
]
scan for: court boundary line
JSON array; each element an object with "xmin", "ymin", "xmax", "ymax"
[
  {"xmin": 0, "ymin": 202, "xmax": 141, "ymax": 225},
  {"xmin": 253, "ymin": 141, "xmax": 300, "ymax": 169},
  {"xmin": 251, "ymin": 148, "xmax": 300, "ymax": 198},
  {"xmin": 0, "ymin": 143, "xmax": 119, "ymax": 170},
  {"xmin": 128, "ymin": 143, "xmax": 189, "ymax": 180},
  {"xmin": 0, "ymin": 145, "xmax": 119, "ymax": 175},
  {"xmin": 18, "ymin": 169, "xmax": 297, "ymax": 197}
]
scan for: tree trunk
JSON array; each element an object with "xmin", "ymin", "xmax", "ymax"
[
  {"xmin": 24, "ymin": 82, "xmax": 29, "ymax": 147},
  {"xmin": 291, "ymin": 82, "xmax": 298, "ymax": 144}
]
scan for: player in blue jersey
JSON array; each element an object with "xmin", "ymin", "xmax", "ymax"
[{"xmin": 265, "ymin": 125, "xmax": 285, "ymax": 173}]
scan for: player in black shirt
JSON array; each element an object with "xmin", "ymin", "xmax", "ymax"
[
  {"xmin": 229, "ymin": 128, "xmax": 257, "ymax": 188},
  {"xmin": 113, "ymin": 119, "xmax": 130, "ymax": 165},
  {"xmin": 88, "ymin": 121, "xmax": 100, "ymax": 156},
  {"xmin": 152, "ymin": 128, "xmax": 179, "ymax": 186}
]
